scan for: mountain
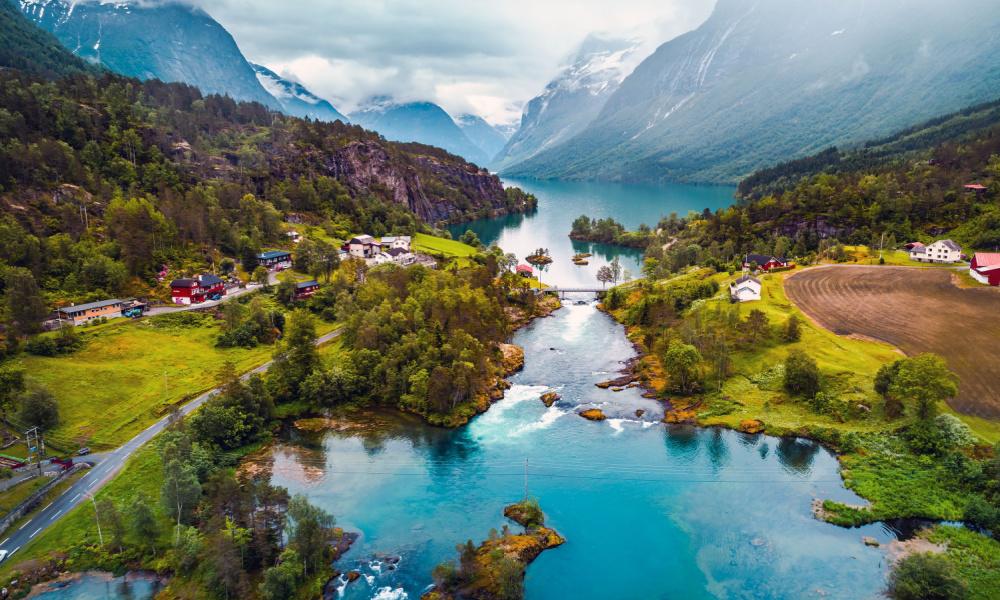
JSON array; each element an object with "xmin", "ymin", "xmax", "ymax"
[
  {"xmin": 455, "ymin": 113, "xmax": 509, "ymax": 164},
  {"xmin": 349, "ymin": 98, "xmax": 489, "ymax": 165},
  {"xmin": 251, "ymin": 63, "xmax": 348, "ymax": 123},
  {"xmin": 0, "ymin": 0, "xmax": 94, "ymax": 78},
  {"xmin": 18, "ymin": 0, "xmax": 280, "ymax": 109},
  {"xmin": 504, "ymin": 0, "xmax": 1000, "ymax": 184},
  {"xmin": 494, "ymin": 34, "xmax": 646, "ymax": 171}
]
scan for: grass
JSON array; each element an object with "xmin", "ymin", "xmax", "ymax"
[
  {"xmin": 0, "ymin": 443, "xmax": 166, "ymax": 579},
  {"xmin": 17, "ymin": 313, "xmax": 274, "ymax": 451},
  {"xmin": 926, "ymin": 525, "xmax": 1000, "ymax": 600},
  {"xmin": 0, "ymin": 476, "xmax": 49, "ymax": 515},
  {"xmin": 412, "ymin": 233, "xmax": 478, "ymax": 258},
  {"xmin": 693, "ymin": 269, "xmax": 902, "ymax": 436}
]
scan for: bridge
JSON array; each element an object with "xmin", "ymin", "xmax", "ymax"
[{"xmin": 534, "ymin": 287, "xmax": 610, "ymax": 296}]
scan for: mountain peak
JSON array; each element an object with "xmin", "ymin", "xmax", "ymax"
[{"xmin": 251, "ymin": 63, "xmax": 348, "ymax": 122}]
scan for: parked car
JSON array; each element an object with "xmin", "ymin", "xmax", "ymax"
[
  {"xmin": 0, "ymin": 549, "xmax": 8, "ymax": 563},
  {"xmin": 76, "ymin": 447, "xmax": 90, "ymax": 456}
]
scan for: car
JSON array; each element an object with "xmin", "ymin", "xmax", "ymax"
[
  {"xmin": 76, "ymin": 447, "xmax": 90, "ymax": 456},
  {"xmin": 0, "ymin": 550, "xmax": 8, "ymax": 563}
]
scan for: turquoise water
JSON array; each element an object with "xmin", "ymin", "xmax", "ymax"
[
  {"xmin": 29, "ymin": 573, "xmax": 160, "ymax": 599},
  {"xmin": 447, "ymin": 178, "xmax": 735, "ymax": 287},
  {"xmin": 269, "ymin": 300, "xmax": 900, "ymax": 600}
]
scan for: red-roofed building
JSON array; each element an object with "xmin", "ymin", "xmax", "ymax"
[
  {"xmin": 964, "ymin": 183, "xmax": 988, "ymax": 193},
  {"xmin": 516, "ymin": 264, "xmax": 533, "ymax": 277},
  {"xmin": 170, "ymin": 274, "xmax": 226, "ymax": 304},
  {"xmin": 970, "ymin": 253, "xmax": 1000, "ymax": 286}
]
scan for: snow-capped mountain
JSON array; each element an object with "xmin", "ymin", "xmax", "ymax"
[
  {"xmin": 251, "ymin": 63, "xmax": 348, "ymax": 123},
  {"xmin": 455, "ymin": 114, "xmax": 510, "ymax": 164},
  {"xmin": 493, "ymin": 34, "xmax": 647, "ymax": 171},
  {"xmin": 19, "ymin": 0, "xmax": 279, "ymax": 109},
  {"xmin": 506, "ymin": 0, "xmax": 1000, "ymax": 183},
  {"xmin": 350, "ymin": 98, "xmax": 489, "ymax": 165}
]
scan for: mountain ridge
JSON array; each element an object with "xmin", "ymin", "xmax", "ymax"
[{"xmin": 251, "ymin": 62, "xmax": 349, "ymax": 123}]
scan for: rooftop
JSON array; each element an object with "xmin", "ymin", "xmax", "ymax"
[
  {"xmin": 973, "ymin": 252, "xmax": 1000, "ymax": 268},
  {"xmin": 296, "ymin": 280, "xmax": 319, "ymax": 289},
  {"xmin": 259, "ymin": 250, "xmax": 291, "ymax": 259},
  {"xmin": 58, "ymin": 298, "xmax": 123, "ymax": 314}
]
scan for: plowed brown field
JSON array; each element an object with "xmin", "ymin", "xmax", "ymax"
[{"xmin": 785, "ymin": 266, "xmax": 1000, "ymax": 418}]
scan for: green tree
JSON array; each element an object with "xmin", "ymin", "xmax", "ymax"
[
  {"xmin": 129, "ymin": 496, "xmax": 159, "ymax": 554},
  {"xmin": 745, "ymin": 309, "xmax": 770, "ymax": 343},
  {"xmin": 4, "ymin": 268, "xmax": 47, "ymax": 336},
  {"xmin": 662, "ymin": 341, "xmax": 702, "ymax": 395},
  {"xmin": 16, "ymin": 387, "xmax": 59, "ymax": 431},
  {"xmin": 252, "ymin": 265, "xmax": 270, "ymax": 289},
  {"xmin": 0, "ymin": 366, "xmax": 26, "ymax": 419},
  {"xmin": 460, "ymin": 229, "xmax": 482, "ymax": 248},
  {"xmin": 287, "ymin": 494, "xmax": 334, "ymax": 576},
  {"xmin": 161, "ymin": 458, "xmax": 201, "ymax": 541},
  {"xmin": 888, "ymin": 552, "xmax": 967, "ymax": 600},
  {"xmin": 782, "ymin": 315, "xmax": 802, "ymax": 342},
  {"xmin": 268, "ymin": 310, "xmax": 320, "ymax": 403},
  {"xmin": 596, "ymin": 265, "xmax": 613, "ymax": 288},
  {"xmin": 259, "ymin": 549, "xmax": 304, "ymax": 600},
  {"xmin": 889, "ymin": 354, "xmax": 959, "ymax": 420},
  {"xmin": 98, "ymin": 498, "xmax": 126, "ymax": 553},
  {"xmin": 783, "ymin": 350, "xmax": 821, "ymax": 398},
  {"xmin": 105, "ymin": 196, "xmax": 172, "ymax": 275}
]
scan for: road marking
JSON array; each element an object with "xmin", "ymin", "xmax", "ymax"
[
  {"xmin": 17, "ymin": 521, "xmax": 30, "ymax": 531},
  {"xmin": 50, "ymin": 510, "xmax": 62, "ymax": 521},
  {"xmin": 71, "ymin": 493, "xmax": 81, "ymax": 502},
  {"xmin": 0, "ymin": 538, "xmax": 8, "ymax": 546},
  {"xmin": 29, "ymin": 527, "xmax": 41, "ymax": 539},
  {"xmin": 42, "ymin": 502, "xmax": 53, "ymax": 511},
  {"xmin": 87, "ymin": 478, "xmax": 96, "ymax": 489},
  {"xmin": 10, "ymin": 546, "xmax": 19, "ymax": 556}
]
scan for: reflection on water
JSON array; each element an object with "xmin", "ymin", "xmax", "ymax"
[
  {"xmin": 448, "ymin": 178, "xmax": 735, "ymax": 287},
  {"xmin": 30, "ymin": 573, "xmax": 161, "ymax": 599},
  {"xmin": 267, "ymin": 302, "xmax": 896, "ymax": 600}
]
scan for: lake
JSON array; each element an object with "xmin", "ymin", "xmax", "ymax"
[
  {"xmin": 266, "ymin": 300, "xmax": 902, "ymax": 600},
  {"xmin": 447, "ymin": 178, "xmax": 735, "ymax": 287}
]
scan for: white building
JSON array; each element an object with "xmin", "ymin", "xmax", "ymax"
[
  {"xmin": 347, "ymin": 235, "xmax": 380, "ymax": 259},
  {"xmin": 730, "ymin": 274, "xmax": 762, "ymax": 302},
  {"xmin": 381, "ymin": 235, "xmax": 412, "ymax": 251},
  {"xmin": 909, "ymin": 239, "xmax": 962, "ymax": 263}
]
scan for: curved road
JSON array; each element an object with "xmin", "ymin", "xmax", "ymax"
[{"xmin": 0, "ymin": 328, "xmax": 342, "ymax": 563}]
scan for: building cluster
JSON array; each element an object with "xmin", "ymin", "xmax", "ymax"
[
  {"xmin": 907, "ymin": 239, "xmax": 963, "ymax": 263},
  {"xmin": 341, "ymin": 234, "xmax": 434, "ymax": 268}
]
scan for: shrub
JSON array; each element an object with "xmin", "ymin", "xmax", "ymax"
[
  {"xmin": 963, "ymin": 496, "xmax": 1000, "ymax": 534},
  {"xmin": 784, "ymin": 350, "xmax": 821, "ymax": 398},
  {"xmin": 782, "ymin": 315, "xmax": 802, "ymax": 342},
  {"xmin": 933, "ymin": 414, "xmax": 974, "ymax": 449},
  {"xmin": 887, "ymin": 552, "xmax": 967, "ymax": 600},
  {"xmin": 24, "ymin": 336, "xmax": 58, "ymax": 356}
]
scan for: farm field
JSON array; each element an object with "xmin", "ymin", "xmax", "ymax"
[{"xmin": 785, "ymin": 265, "xmax": 1000, "ymax": 418}]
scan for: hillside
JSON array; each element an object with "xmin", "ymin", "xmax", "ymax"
[
  {"xmin": 19, "ymin": 0, "xmax": 280, "ymax": 109},
  {"xmin": 0, "ymin": 6, "xmax": 535, "ymax": 311},
  {"xmin": 637, "ymin": 97, "xmax": 1000, "ymax": 276},
  {"xmin": 0, "ymin": 0, "xmax": 91, "ymax": 78},
  {"xmin": 504, "ymin": 0, "xmax": 1000, "ymax": 184}
]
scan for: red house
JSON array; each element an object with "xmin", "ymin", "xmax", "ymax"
[
  {"xmin": 170, "ymin": 274, "xmax": 226, "ymax": 305},
  {"xmin": 294, "ymin": 280, "xmax": 320, "ymax": 300},
  {"xmin": 964, "ymin": 183, "xmax": 988, "ymax": 194},
  {"xmin": 516, "ymin": 264, "xmax": 534, "ymax": 277},
  {"xmin": 743, "ymin": 253, "xmax": 791, "ymax": 272},
  {"xmin": 969, "ymin": 253, "xmax": 1000, "ymax": 286}
]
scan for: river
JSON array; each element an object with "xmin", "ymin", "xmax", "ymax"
[{"xmin": 447, "ymin": 178, "xmax": 735, "ymax": 287}]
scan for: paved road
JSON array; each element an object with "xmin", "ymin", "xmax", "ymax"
[
  {"xmin": 0, "ymin": 328, "xmax": 342, "ymax": 563},
  {"xmin": 144, "ymin": 270, "xmax": 280, "ymax": 317}
]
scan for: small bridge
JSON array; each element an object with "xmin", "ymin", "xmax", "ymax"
[{"xmin": 534, "ymin": 287, "xmax": 609, "ymax": 297}]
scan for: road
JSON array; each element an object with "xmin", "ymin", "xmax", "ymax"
[
  {"xmin": 0, "ymin": 328, "xmax": 342, "ymax": 563},
  {"xmin": 144, "ymin": 270, "xmax": 280, "ymax": 317}
]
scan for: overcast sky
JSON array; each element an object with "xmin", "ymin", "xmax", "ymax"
[{"xmin": 187, "ymin": 0, "xmax": 716, "ymax": 125}]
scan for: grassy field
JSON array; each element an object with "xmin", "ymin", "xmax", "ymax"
[
  {"xmin": 841, "ymin": 245, "xmax": 964, "ymax": 267},
  {"xmin": 690, "ymin": 269, "xmax": 903, "ymax": 436},
  {"xmin": 0, "ymin": 476, "xmax": 48, "ymax": 515},
  {"xmin": 413, "ymin": 233, "xmax": 478, "ymax": 259},
  {"xmin": 17, "ymin": 312, "xmax": 338, "ymax": 451}
]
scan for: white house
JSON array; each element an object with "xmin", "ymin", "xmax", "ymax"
[
  {"xmin": 730, "ymin": 274, "xmax": 762, "ymax": 302},
  {"xmin": 286, "ymin": 230, "xmax": 301, "ymax": 244},
  {"xmin": 386, "ymin": 247, "xmax": 415, "ymax": 265},
  {"xmin": 909, "ymin": 239, "xmax": 962, "ymax": 263},
  {"xmin": 381, "ymin": 235, "xmax": 412, "ymax": 251},
  {"xmin": 347, "ymin": 235, "xmax": 380, "ymax": 259}
]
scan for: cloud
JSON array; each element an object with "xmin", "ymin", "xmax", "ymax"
[{"xmin": 185, "ymin": 0, "xmax": 716, "ymax": 124}]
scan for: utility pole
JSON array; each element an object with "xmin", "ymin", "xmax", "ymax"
[
  {"xmin": 25, "ymin": 427, "xmax": 42, "ymax": 476},
  {"xmin": 523, "ymin": 458, "xmax": 529, "ymax": 501},
  {"xmin": 878, "ymin": 232, "xmax": 886, "ymax": 261},
  {"xmin": 91, "ymin": 495, "xmax": 104, "ymax": 546}
]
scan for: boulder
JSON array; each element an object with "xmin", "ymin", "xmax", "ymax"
[
  {"xmin": 347, "ymin": 571, "xmax": 361, "ymax": 583},
  {"xmin": 499, "ymin": 343, "xmax": 525, "ymax": 374},
  {"xmin": 578, "ymin": 408, "xmax": 606, "ymax": 421},
  {"xmin": 635, "ymin": 409, "xmax": 645, "ymax": 418},
  {"xmin": 863, "ymin": 536, "xmax": 880, "ymax": 547},
  {"xmin": 540, "ymin": 391, "xmax": 561, "ymax": 407},
  {"xmin": 738, "ymin": 419, "xmax": 765, "ymax": 434}
]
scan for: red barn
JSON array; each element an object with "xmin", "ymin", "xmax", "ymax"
[
  {"xmin": 743, "ymin": 253, "xmax": 791, "ymax": 272},
  {"xmin": 170, "ymin": 274, "xmax": 226, "ymax": 305},
  {"xmin": 970, "ymin": 253, "xmax": 1000, "ymax": 286}
]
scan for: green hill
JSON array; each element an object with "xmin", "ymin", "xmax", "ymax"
[{"xmin": 0, "ymin": 0, "xmax": 93, "ymax": 79}]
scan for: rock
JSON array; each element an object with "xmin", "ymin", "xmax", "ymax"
[
  {"xmin": 863, "ymin": 536, "xmax": 880, "ymax": 547},
  {"xmin": 739, "ymin": 419, "xmax": 764, "ymax": 434},
  {"xmin": 578, "ymin": 408, "xmax": 606, "ymax": 421},
  {"xmin": 611, "ymin": 387, "xmax": 624, "ymax": 392},
  {"xmin": 499, "ymin": 343, "xmax": 525, "ymax": 375},
  {"xmin": 641, "ymin": 391, "xmax": 658, "ymax": 399},
  {"xmin": 596, "ymin": 374, "xmax": 636, "ymax": 389},
  {"xmin": 346, "ymin": 571, "xmax": 361, "ymax": 583},
  {"xmin": 635, "ymin": 409, "xmax": 645, "ymax": 418},
  {"xmin": 540, "ymin": 391, "xmax": 561, "ymax": 407}
]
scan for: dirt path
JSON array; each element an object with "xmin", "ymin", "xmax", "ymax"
[{"xmin": 785, "ymin": 265, "xmax": 1000, "ymax": 418}]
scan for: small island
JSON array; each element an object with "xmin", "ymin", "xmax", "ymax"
[{"xmin": 423, "ymin": 499, "xmax": 564, "ymax": 600}]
